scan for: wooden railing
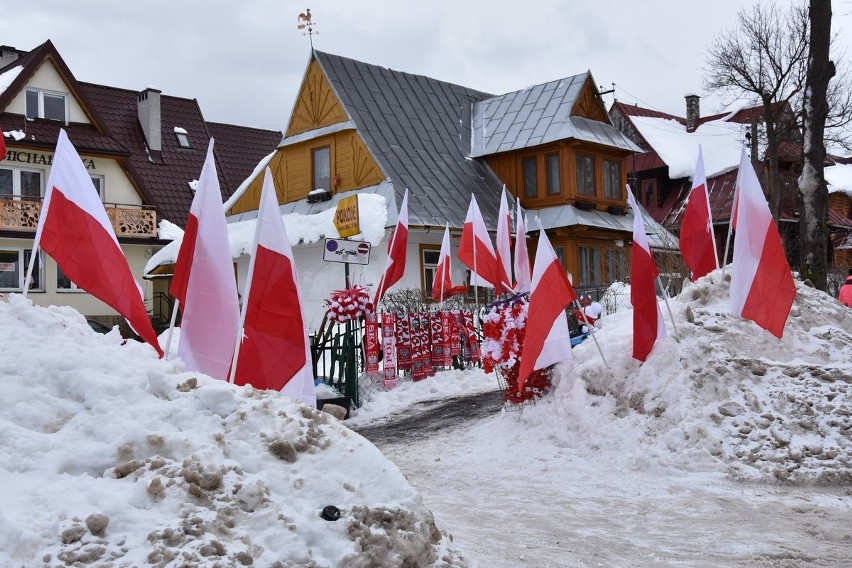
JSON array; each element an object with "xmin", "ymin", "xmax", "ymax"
[{"xmin": 0, "ymin": 197, "xmax": 157, "ymax": 237}]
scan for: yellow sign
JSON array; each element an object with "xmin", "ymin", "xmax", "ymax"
[{"xmin": 333, "ymin": 195, "xmax": 360, "ymax": 238}]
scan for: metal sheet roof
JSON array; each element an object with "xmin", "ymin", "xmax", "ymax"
[{"xmin": 471, "ymin": 73, "xmax": 641, "ymax": 157}]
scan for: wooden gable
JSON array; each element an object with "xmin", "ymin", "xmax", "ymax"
[
  {"xmin": 227, "ymin": 129, "xmax": 384, "ymax": 215},
  {"xmin": 570, "ymin": 77, "xmax": 610, "ymax": 123},
  {"xmin": 286, "ymin": 59, "xmax": 350, "ymax": 137}
]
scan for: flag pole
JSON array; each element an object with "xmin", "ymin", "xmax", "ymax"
[
  {"xmin": 574, "ymin": 299, "xmax": 609, "ymax": 368},
  {"xmin": 704, "ymin": 183, "xmax": 720, "ymax": 271},
  {"xmin": 722, "ymin": 157, "xmax": 744, "ymax": 277},
  {"xmin": 164, "ymin": 300, "xmax": 180, "ymax": 359},
  {"xmin": 656, "ymin": 276, "xmax": 680, "ymax": 341}
]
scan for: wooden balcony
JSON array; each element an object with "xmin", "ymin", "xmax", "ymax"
[{"xmin": 0, "ymin": 197, "xmax": 157, "ymax": 238}]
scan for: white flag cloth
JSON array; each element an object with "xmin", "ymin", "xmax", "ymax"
[{"xmin": 170, "ymin": 139, "xmax": 240, "ymax": 380}]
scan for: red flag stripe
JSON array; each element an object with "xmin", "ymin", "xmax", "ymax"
[{"xmin": 41, "ymin": 188, "xmax": 163, "ymax": 356}]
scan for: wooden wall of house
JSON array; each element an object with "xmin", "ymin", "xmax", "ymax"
[
  {"xmin": 829, "ymin": 192, "xmax": 852, "ymax": 218},
  {"xmin": 571, "ymin": 78, "xmax": 611, "ymax": 123},
  {"xmin": 228, "ymin": 130, "xmax": 384, "ymax": 215},
  {"xmin": 485, "ymin": 141, "xmax": 631, "ymax": 211},
  {"xmin": 286, "ymin": 60, "xmax": 350, "ymax": 138}
]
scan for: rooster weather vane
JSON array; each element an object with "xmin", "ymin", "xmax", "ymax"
[{"xmin": 297, "ymin": 9, "xmax": 318, "ymax": 49}]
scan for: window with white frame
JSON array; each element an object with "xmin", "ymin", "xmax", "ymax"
[
  {"xmin": 89, "ymin": 174, "xmax": 104, "ymax": 201},
  {"xmin": 56, "ymin": 264, "xmax": 84, "ymax": 292},
  {"xmin": 0, "ymin": 166, "xmax": 43, "ymax": 199},
  {"xmin": 25, "ymin": 88, "xmax": 68, "ymax": 122},
  {"xmin": 174, "ymin": 127, "xmax": 191, "ymax": 149},
  {"xmin": 0, "ymin": 249, "xmax": 43, "ymax": 291},
  {"xmin": 420, "ymin": 246, "xmax": 440, "ymax": 298},
  {"xmin": 312, "ymin": 146, "xmax": 330, "ymax": 191}
]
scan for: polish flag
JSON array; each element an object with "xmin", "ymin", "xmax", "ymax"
[
  {"xmin": 0, "ymin": 128, "xmax": 6, "ymax": 160},
  {"xmin": 730, "ymin": 151, "xmax": 795, "ymax": 338},
  {"xmin": 627, "ymin": 187, "xmax": 667, "ymax": 362},
  {"xmin": 232, "ymin": 169, "xmax": 315, "ymax": 405},
  {"xmin": 495, "ymin": 187, "xmax": 513, "ymax": 290},
  {"xmin": 513, "ymin": 198, "xmax": 532, "ymax": 293},
  {"xmin": 458, "ymin": 195, "xmax": 509, "ymax": 292},
  {"xmin": 374, "ymin": 189, "xmax": 409, "ymax": 307},
  {"xmin": 679, "ymin": 146, "xmax": 718, "ymax": 281},
  {"xmin": 431, "ymin": 224, "xmax": 453, "ymax": 302},
  {"xmin": 170, "ymin": 139, "xmax": 240, "ymax": 380},
  {"xmin": 29, "ymin": 129, "xmax": 163, "ymax": 356},
  {"xmin": 516, "ymin": 223, "xmax": 577, "ymax": 392}
]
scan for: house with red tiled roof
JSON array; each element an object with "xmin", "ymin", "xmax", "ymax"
[
  {"xmin": 609, "ymin": 96, "xmax": 805, "ymax": 266},
  {"xmin": 0, "ymin": 40, "xmax": 281, "ymax": 330}
]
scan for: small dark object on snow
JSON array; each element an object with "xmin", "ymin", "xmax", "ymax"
[{"xmin": 320, "ymin": 505, "xmax": 341, "ymax": 521}]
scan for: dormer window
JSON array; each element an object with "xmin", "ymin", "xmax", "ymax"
[
  {"xmin": 25, "ymin": 88, "xmax": 67, "ymax": 123},
  {"xmin": 174, "ymin": 127, "xmax": 191, "ymax": 149}
]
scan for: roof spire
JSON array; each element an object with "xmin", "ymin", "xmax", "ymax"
[{"xmin": 297, "ymin": 8, "xmax": 318, "ymax": 50}]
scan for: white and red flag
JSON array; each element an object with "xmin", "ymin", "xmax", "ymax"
[
  {"xmin": 495, "ymin": 186, "xmax": 513, "ymax": 289},
  {"xmin": 513, "ymin": 198, "xmax": 531, "ymax": 293},
  {"xmin": 627, "ymin": 186, "xmax": 667, "ymax": 362},
  {"xmin": 170, "ymin": 139, "xmax": 240, "ymax": 380},
  {"xmin": 730, "ymin": 151, "xmax": 795, "ymax": 338},
  {"xmin": 458, "ymin": 194, "xmax": 510, "ymax": 292},
  {"xmin": 679, "ymin": 146, "xmax": 718, "ymax": 281},
  {"xmin": 374, "ymin": 189, "xmax": 409, "ymax": 307},
  {"xmin": 231, "ymin": 168, "xmax": 315, "ymax": 405},
  {"xmin": 516, "ymin": 223, "xmax": 577, "ymax": 393},
  {"xmin": 432, "ymin": 224, "xmax": 453, "ymax": 302},
  {"xmin": 28, "ymin": 129, "xmax": 163, "ymax": 356}
]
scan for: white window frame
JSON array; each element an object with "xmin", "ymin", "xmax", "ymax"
[
  {"xmin": 420, "ymin": 246, "xmax": 440, "ymax": 298},
  {"xmin": 56, "ymin": 264, "xmax": 84, "ymax": 292},
  {"xmin": 0, "ymin": 166, "xmax": 44, "ymax": 199},
  {"xmin": 0, "ymin": 248, "xmax": 44, "ymax": 292},
  {"xmin": 89, "ymin": 174, "xmax": 105, "ymax": 201},
  {"xmin": 25, "ymin": 88, "xmax": 69, "ymax": 123}
]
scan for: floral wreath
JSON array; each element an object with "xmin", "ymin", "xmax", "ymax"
[
  {"xmin": 480, "ymin": 294, "xmax": 551, "ymax": 404},
  {"xmin": 325, "ymin": 284, "xmax": 374, "ymax": 324}
]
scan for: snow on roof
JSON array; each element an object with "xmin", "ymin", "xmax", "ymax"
[
  {"xmin": 145, "ymin": 192, "xmax": 388, "ymax": 274},
  {"xmin": 0, "ymin": 64, "xmax": 23, "ymax": 96},
  {"xmin": 825, "ymin": 163, "xmax": 852, "ymax": 196},
  {"xmin": 631, "ymin": 115, "xmax": 747, "ymax": 179}
]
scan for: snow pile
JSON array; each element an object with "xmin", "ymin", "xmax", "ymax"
[
  {"xmin": 528, "ymin": 269, "xmax": 852, "ymax": 483},
  {"xmin": 0, "ymin": 295, "xmax": 468, "ymax": 567}
]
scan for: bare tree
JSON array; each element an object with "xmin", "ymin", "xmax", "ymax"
[
  {"xmin": 704, "ymin": 1, "xmax": 810, "ymax": 222},
  {"xmin": 798, "ymin": 0, "xmax": 834, "ymax": 291}
]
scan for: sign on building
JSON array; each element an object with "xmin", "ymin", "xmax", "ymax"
[{"xmin": 333, "ymin": 195, "xmax": 360, "ymax": 238}]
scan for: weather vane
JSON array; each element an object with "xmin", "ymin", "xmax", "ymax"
[{"xmin": 297, "ymin": 8, "xmax": 318, "ymax": 49}]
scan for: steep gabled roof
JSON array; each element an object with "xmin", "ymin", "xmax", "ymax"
[
  {"xmin": 312, "ymin": 50, "xmax": 505, "ymax": 228},
  {"xmin": 472, "ymin": 73, "xmax": 640, "ymax": 157},
  {"xmin": 206, "ymin": 122, "xmax": 283, "ymax": 194},
  {"xmin": 80, "ymin": 82, "xmax": 281, "ymax": 226}
]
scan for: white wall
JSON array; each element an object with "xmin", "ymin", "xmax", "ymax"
[
  {"xmin": 0, "ymin": 237, "xmax": 155, "ymax": 317},
  {"xmin": 234, "ymin": 228, "xmax": 471, "ymax": 332},
  {"xmin": 5, "ymin": 61, "xmax": 88, "ymax": 123}
]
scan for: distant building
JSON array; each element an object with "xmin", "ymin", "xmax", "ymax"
[{"xmin": 0, "ymin": 41, "xmax": 281, "ymax": 330}]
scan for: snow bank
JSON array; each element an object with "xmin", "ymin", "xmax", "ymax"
[
  {"xmin": 0, "ymin": 295, "xmax": 468, "ymax": 567},
  {"xmin": 527, "ymin": 270, "xmax": 852, "ymax": 483}
]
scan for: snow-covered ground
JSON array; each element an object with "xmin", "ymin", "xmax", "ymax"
[
  {"xmin": 1, "ymin": 268, "xmax": 851, "ymax": 567},
  {"xmin": 351, "ymin": 270, "xmax": 852, "ymax": 566}
]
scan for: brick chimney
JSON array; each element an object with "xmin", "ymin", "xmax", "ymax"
[
  {"xmin": 137, "ymin": 87, "xmax": 162, "ymax": 160},
  {"xmin": 0, "ymin": 45, "xmax": 26, "ymax": 68},
  {"xmin": 685, "ymin": 94, "xmax": 700, "ymax": 133}
]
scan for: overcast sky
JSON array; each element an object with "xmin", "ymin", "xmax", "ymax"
[{"xmin": 6, "ymin": 1, "xmax": 852, "ymax": 132}]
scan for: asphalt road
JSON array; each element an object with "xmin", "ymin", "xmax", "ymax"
[{"xmin": 352, "ymin": 389, "xmax": 505, "ymax": 446}]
